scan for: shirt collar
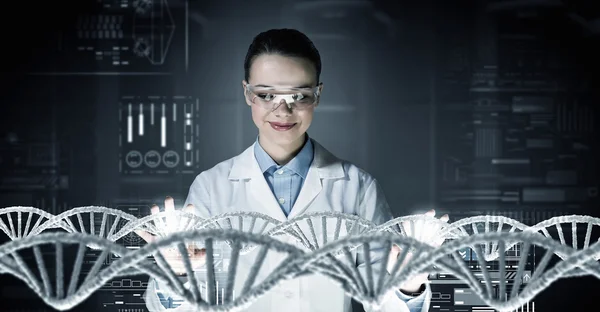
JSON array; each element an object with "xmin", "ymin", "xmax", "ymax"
[{"xmin": 253, "ymin": 134, "xmax": 314, "ymax": 179}]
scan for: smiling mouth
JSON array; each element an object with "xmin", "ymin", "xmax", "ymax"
[{"xmin": 269, "ymin": 122, "xmax": 297, "ymax": 131}]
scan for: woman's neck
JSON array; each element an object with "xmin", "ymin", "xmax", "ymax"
[{"xmin": 259, "ymin": 134, "xmax": 306, "ymax": 165}]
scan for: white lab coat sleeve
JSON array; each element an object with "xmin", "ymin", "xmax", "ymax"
[
  {"xmin": 183, "ymin": 172, "xmax": 213, "ymax": 251},
  {"xmin": 394, "ymin": 285, "xmax": 432, "ymax": 312},
  {"xmin": 142, "ymin": 173, "xmax": 212, "ymax": 311},
  {"xmin": 182, "ymin": 172, "xmax": 212, "ymax": 219},
  {"xmin": 376, "ymin": 284, "xmax": 432, "ymax": 312},
  {"xmin": 356, "ymin": 178, "xmax": 432, "ymax": 312},
  {"xmin": 143, "ymin": 279, "xmax": 165, "ymax": 311}
]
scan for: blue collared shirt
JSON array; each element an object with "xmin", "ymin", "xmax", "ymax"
[{"xmin": 253, "ymin": 135, "xmax": 314, "ymax": 217}]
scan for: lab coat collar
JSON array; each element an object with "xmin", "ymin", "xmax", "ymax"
[
  {"xmin": 228, "ymin": 137, "xmax": 345, "ymax": 221},
  {"xmin": 253, "ymin": 134, "xmax": 314, "ymax": 179},
  {"xmin": 228, "ymin": 138, "xmax": 345, "ymax": 180}
]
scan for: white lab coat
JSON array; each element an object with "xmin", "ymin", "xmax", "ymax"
[{"xmin": 143, "ymin": 138, "xmax": 431, "ymax": 312}]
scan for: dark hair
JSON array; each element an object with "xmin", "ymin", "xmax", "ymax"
[{"xmin": 244, "ymin": 28, "xmax": 322, "ymax": 83}]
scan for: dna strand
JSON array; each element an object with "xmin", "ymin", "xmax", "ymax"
[
  {"xmin": 2, "ymin": 206, "xmax": 600, "ymax": 311},
  {"xmin": 191, "ymin": 211, "xmax": 377, "ymax": 255},
  {"xmin": 370, "ymin": 214, "xmax": 452, "ymax": 247},
  {"xmin": 296, "ymin": 231, "xmax": 600, "ymax": 312},
  {"xmin": 114, "ymin": 209, "xmax": 206, "ymax": 238},
  {"xmin": 0, "ymin": 229, "xmax": 305, "ymax": 311},
  {"xmin": 193, "ymin": 211, "xmax": 284, "ymax": 254},
  {"xmin": 0, "ymin": 206, "xmax": 71, "ymax": 240},
  {"xmin": 437, "ymin": 215, "xmax": 600, "ymax": 264},
  {"xmin": 12, "ymin": 206, "xmax": 205, "ymax": 247},
  {"xmin": 0, "ymin": 231, "xmax": 176, "ymax": 311},
  {"xmin": 37, "ymin": 206, "xmax": 152, "ymax": 246},
  {"xmin": 527, "ymin": 215, "xmax": 600, "ymax": 262},
  {"xmin": 0, "ymin": 206, "xmax": 432, "ymax": 250},
  {"xmin": 0, "ymin": 206, "xmax": 208, "ymax": 278},
  {"xmin": 177, "ymin": 211, "xmax": 289, "ymax": 304},
  {"xmin": 267, "ymin": 212, "xmax": 376, "ymax": 250},
  {"xmin": 0, "ymin": 207, "xmax": 72, "ymax": 275},
  {"xmin": 1, "ymin": 228, "xmax": 600, "ymax": 311},
  {"xmin": 437, "ymin": 215, "xmax": 531, "ymax": 261},
  {"xmin": 4, "ymin": 206, "xmax": 599, "ymax": 254}
]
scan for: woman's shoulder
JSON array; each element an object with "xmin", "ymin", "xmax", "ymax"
[
  {"xmin": 190, "ymin": 155, "xmax": 238, "ymax": 183},
  {"xmin": 312, "ymin": 139, "xmax": 377, "ymax": 182},
  {"xmin": 339, "ymin": 159, "xmax": 377, "ymax": 185}
]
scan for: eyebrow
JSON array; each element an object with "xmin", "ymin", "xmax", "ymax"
[{"xmin": 254, "ymin": 84, "xmax": 314, "ymax": 88}]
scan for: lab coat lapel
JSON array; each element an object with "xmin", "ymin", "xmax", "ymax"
[
  {"xmin": 247, "ymin": 168, "xmax": 288, "ymax": 222},
  {"xmin": 287, "ymin": 139, "xmax": 345, "ymax": 219},
  {"xmin": 287, "ymin": 162, "xmax": 322, "ymax": 219},
  {"xmin": 229, "ymin": 144, "xmax": 287, "ymax": 222}
]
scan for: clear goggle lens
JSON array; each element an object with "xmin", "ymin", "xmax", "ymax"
[{"xmin": 246, "ymin": 85, "xmax": 320, "ymax": 110}]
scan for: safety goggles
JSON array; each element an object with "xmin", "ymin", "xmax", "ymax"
[{"xmin": 245, "ymin": 84, "xmax": 322, "ymax": 110}]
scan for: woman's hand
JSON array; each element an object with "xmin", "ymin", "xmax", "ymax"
[
  {"xmin": 387, "ymin": 209, "xmax": 449, "ymax": 293},
  {"xmin": 134, "ymin": 196, "xmax": 206, "ymax": 275}
]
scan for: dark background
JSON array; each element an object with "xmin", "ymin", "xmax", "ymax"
[{"xmin": 0, "ymin": 0, "xmax": 598, "ymax": 311}]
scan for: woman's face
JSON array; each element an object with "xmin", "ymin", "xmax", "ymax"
[{"xmin": 243, "ymin": 54, "xmax": 321, "ymax": 148}]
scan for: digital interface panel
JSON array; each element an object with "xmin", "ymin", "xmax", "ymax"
[
  {"xmin": 30, "ymin": 0, "xmax": 188, "ymax": 74},
  {"xmin": 118, "ymin": 96, "xmax": 200, "ymax": 175}
]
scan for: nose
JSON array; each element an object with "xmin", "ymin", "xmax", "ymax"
[{"xmin": 272, "ymin": 98, "xmax": 293, "ymax": 116}]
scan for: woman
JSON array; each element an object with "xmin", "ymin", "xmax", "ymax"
[{"xmin": 136, "ymin": 28, "xmax": 448, "ymax": 312}]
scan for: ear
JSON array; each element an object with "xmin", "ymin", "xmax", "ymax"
[
  {"xmin": 314, "ymin": 82, "xmax": 324, "ymax": 107},
  {"xmin": 242, "ymin": 80, "xmax": 252, "ymax": 107}
]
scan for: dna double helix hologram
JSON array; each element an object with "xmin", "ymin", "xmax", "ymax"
[
  {"xmin": 0, "ymin": 229, "xmax": 306, "ymax": 311},
  {"xmin": 266, "ymin": 212, "xmax": 376, "ymax": 250},
  {"xmin": 295, "ymin": 230, "xmax": 600, "ymax": 312},
  {"xmin": 1, "ymin": 206, "xmax": 600, "ymax": 311},
  {"xmin": 0, "ymin": 206, "xmax": 71, "ymax": 240},
  {"xmin": 436, "ymin": 215, "xmax": 531, "ymax": 261},
  {"xmin": 193, "ymin": 211, "xmax": 286, "ymax": 254}
]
